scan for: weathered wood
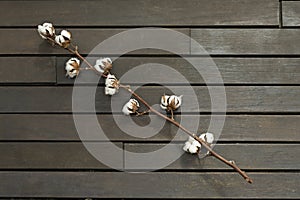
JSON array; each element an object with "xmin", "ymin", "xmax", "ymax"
[
  {"xmin": 282, "ymin": 1, "xmax": 300, "ymax": 26},
  {"xmin": 57, "ymin": 57, "xmax": 300, "ymax": 85},
  {"xmin": 0, "ymin": 86, "xmax": 299, "ymax": 113},
  {"xmin": 0, "ymin": 172, "xmax": 299, "ymax": 198},
  {"xmin": 0, "ymin": 29, "xmax": 190, "ymax": 55},
  {"xmin": 4, "ymin": 29, "xmax": 300, "ymax": 55},
  {"xmin": 0, "ymin": 142, "xmax": 122, "ymax": 169},
  {"xmin": 124, "ymin": 144, "xmax": 300, "ymax": 170},
  {"xmin": 0, "ymin": 57, "xmax": 56, "ymax": 83},
  {"xmin": 0, "ymin": 114, "xmax": 299, "ymax": 142},
  {"xmin": 0, "ymin": 0, "xmax": 278, "ymax": 26},
  {"xmin": 191, "ymin": 29, "xmax": 300, "ymax": 55},
  {"xmin": 1, "ymin": 143, "xmax": 298, "ymax": 170}
]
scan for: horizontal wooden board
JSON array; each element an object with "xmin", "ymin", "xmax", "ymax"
[
  {"xmin": 0, "ymin": 0, "xmax": 278, "ymax": 26},
  {"xmin": 0, "ymin": 115, "xmax": 299, "ymax": 142},
  {"xmin": 4, "ymin": 29, "xmax": 300, "ymax": 56},
  {"xmin": 191, "ymin": 29, "xmax": 300, "ymax": 55},
  {"xmin": 57, "ymin": 57, "xmax": 300, "ymax": 85},
  {"xmin": 1, "ymin": 143, "xmax": 298, "ymax": 170},
  {"xmin": 0, "ymin": 86, "xmax": 299, "ymax": 113},
  {"xmin": 283, "ymin": 1, "xmax": 300, "ymax": 26},
  {"xmin": 0, "ymin": 57, "xmax": 56, "ymax": 83},
  {"xmin": 0, "ymin": 29, "xmax": 190, "ymax": 55},
  {"xmin": 0, "ymin": 172, "xmax": 298, "ymax": 198},
  {"xmin": 0, "ymin": 142, "xmax": 123, "ymax": 169},
  {"xmin": 124, "ymin": 144, "xmax": 300, "ymax": 170}
]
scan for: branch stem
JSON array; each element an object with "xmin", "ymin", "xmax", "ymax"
[
  {"xmin": 47, "ymin": 35, "xmax": 253, "ymax": 184},
  {"xmin": 120, "ymin": 85, "xmax": 253, "ymax": 183}
]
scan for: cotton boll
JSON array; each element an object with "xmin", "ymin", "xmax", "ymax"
[
  {"xmin": 182, "ymin": 136, "xmax": 203, "ymax": 154},
  {"xmin": 105, "ymin": 87, "xmax": 117, "ymax": 96},
  {"xmin": 188, "ymin": 145, "xmax": 199, "ymax": 154},
  {"xmin": 65, "ymin": 58, "xmax": 80, "ymax": 79},
  {"xmin": 192, "ymin": 140, "xmax": 201, "ymax": 148},
  {"xmin": 55, "ymin": 35, "xmax": 64, "ymax": 46},
  {"xmin": 188, "ymin": 136, "xmax": 195, "ymax": 143},
  {"xmin": 105, "ymin": 74, "xmax": 117, "ymax": 86},
  {"xmin": 66, "ymin": 58, "xmax": 80, "ymax": 67},
  {"xmin": 122, "ymin": 99, "xmax": 140, "ymax": 115},
  {"xmin": 199, "ymin": 132, "xmax": 214, "ymax": 144},
  {"xmin": 66, "ymin": 70, "xmax": 78, "ymax": 78},
  {"xmin": 169, "ymin": 95, "xmax": 182, "ymax": 110},
  {"xmin": 55, "ymin": 30, "xmax": 71, "ymax": 48},
  {"xmin": 94, "ymin": 57, "xmax": 112, "ymax": 75},
  {"xmin": 104, "ymin": 74, "xmax": 119, "ymax": 96},
  {"xmin": 183, "ymin": 141, "xmax": 191, "ymax": 152},
  {"xmin": 160, "ymin": 94, "xmax": 169, "ymax": 110},
  {"xmin": 37, "ymin": 22, "xmax": 55, "ymax": 39},
  {"xmin": 61, "ymin": 30, "xmax": 71, "ymax": 41},
  {"xmin": 160, "ymin": 94, "xmax": 183, "ymax": 111}
]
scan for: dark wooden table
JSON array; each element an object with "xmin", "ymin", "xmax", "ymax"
[{"xmin": 0, "ymin": 0, "xmax": 299, "ymax": 199}]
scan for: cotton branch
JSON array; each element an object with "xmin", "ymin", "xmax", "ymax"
[
  {"xmin": 41, "ymin": 30, "xmax": 253, "ymax": 184},
  {"xmin": 121, "ymin": 85, "xmax": 253, "ymax": 184}
]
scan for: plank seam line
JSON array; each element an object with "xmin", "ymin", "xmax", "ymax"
[
  {"xmin": 279, "ymin": 0, "xmax": 283, "ymax": 28},
  {"xmin": 0, "ymin": 25, "xmax": 280, "ymax": 29},
  {"xmin": 1, "ymin": 112, "xmax": 300, "ymax": 115}
]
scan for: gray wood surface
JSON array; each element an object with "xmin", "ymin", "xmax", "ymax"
[
  {"xmin": 0, "ymin": 57, "xmax": 56, "ymax": 83},
  {"xmin": 0, "ymin": 142, "xmax": 123, "ymax": 169},
  {"xmin": 0, "ymin": 114, "xmax": 299, "ymax": 142},
  {"xmin": 0, "ymin": 86, "xmax": 299, "ymax": 113},
  {"xmin": 0, "ymin": 0, "xmax": 298, "ymax": 199},
  {"xmin": 57, "ymin": 57, "xmax": 300, "ymax": 85},
  {"xmin": 0, "ymin": 172, "xmax": 299, "ymax": 198},
  {"xmin": 3, "ymin": 29, "xmax": 300, "ymax": 55},
  {"xmin": 0, "ymin": 143, "xmax": 298, "ymax": 170},
  {"xmin": 124, "ymin": 143, "xmax": 300, "ymax": 170},
  {"xmin": 0, "ymin": 29, "xmax": 190, "ymax": 55},
  {"xmin": 283, "ymin": 1, "xmax": 300, "ymax": 26},
  {"xmin": 191, "ymin": 29, "xmax": 300, "ymax": 55},
  {"xmin": 0, "ymin": 0, "xmax": 278, "ymax": 26}
]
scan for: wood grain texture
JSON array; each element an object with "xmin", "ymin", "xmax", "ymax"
[
  {"xmin": 0, "ymin": 142, "xmax": 122, "ymax": 169},
  {"xmin": 0, "ymin": 57, "xmax": 56, "ymax": 83},
  {"xmin": 0, "ymin": 115, "xmax": 299, "ymax": 142},
  {"xmin": 0, "ymin": 86, "xmax": 299, "ymax": 113},
  {"xmin": 57, "ymin": 57, "xmax": 300, "ymax": 85},
  {"xmin": 0, "ymin": 143, "xmax": 298, "ymax": 170},
  {"xmin": 0, "ymin": 0, "xmax": 278, "ymax": 26},
  {"xmin": 124, "ymin": 144, "xmax": 300, "ymax": 170},
  {"xmin": 0, "ymin": 29, "xmax": 190, "ymax": 55},
  {"xmin": 0, "ymin": 172, "xmax": 299, "ymax": 198},
  {"xmin": 283, "ymin": 1, "xmax": 300, "ymax": 26},
  {"xmin": 4, "ymin": 29, "xmax": 300, "ymax": 56},
  {"xmin": 191, "ymin": 29, "xmax": 300, "ymax": 55}
]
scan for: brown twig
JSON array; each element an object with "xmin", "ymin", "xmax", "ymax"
[
  {"xmin": 120, "ymin": 85, "xmax": 253, "ymax": 184},
  {"xmin": 43, "ymin": 35, "xmax": 253, "ymax": 184}
]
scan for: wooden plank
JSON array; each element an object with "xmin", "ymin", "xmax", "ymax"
[
  {"xmin": 124, "ymin": 144, "xmax": 300, "ymax": 170},
  {"xmin": 191, "ymin": 29, "xmax": 300, "ymax": 55},
  {"xmin": 172, "ymin": 115, "xmax": 300, "ymax": 142},
  {"xmin": 0, "ymin": 29, "xmax": 190, "ymax": 55},
  {"xmin": 57, "ymin": 57, "xmax": 300, "ymax": 85},
  {"xmin": 1, "ymin": 143, "xmax": 298, "ymax": 170},
  {"xmin": 0, "ymin": 142, "xmax": 122, "ymax": 169},
  {"xmin": 283, "ymin": 1, "xmax": 300, "ymax": 26},
  {"xmin": 0, "ymin": 57, "xmax": 56, "ymax": 83},
  {"xmin": 0, "ymin": 172, "xmax": 298, "ymax": 198},
  {"xmin": 5, "ymin": 29, "xmax": 300, "ymax": 56},
  {"xmin": 1, "ymin": 115, "xmax": 299, "ymax": 142},
  {"xmin": 0, "ymin": 86, "xmax": 299, "ymax": 113},
  {"xmin": 0, "ymin": 0, "xmax": 278, "ymax": 26}
]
